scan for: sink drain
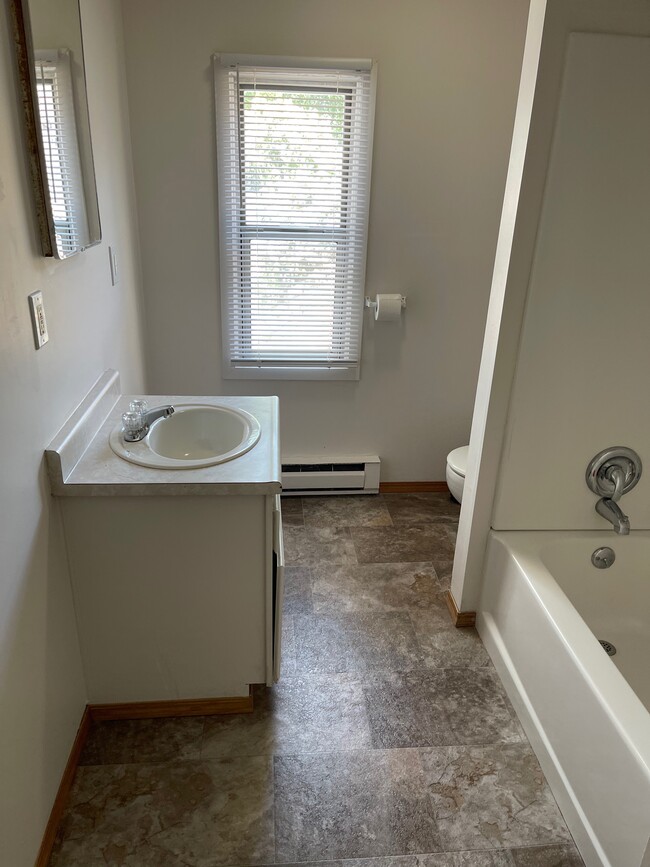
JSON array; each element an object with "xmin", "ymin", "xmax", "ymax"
[{"xmin": 599, "ymin": 640, "xmax": 617, "ymax": 656}]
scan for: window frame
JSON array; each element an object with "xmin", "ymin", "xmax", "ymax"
[{"xmin": 214, "ymin": 55, "xmax": 377, "ymax": 381}]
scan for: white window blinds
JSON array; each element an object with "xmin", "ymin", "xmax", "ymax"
[
  {"xmin": 214, "ymin": 55, "xmax": 376, "ymax": 380},
  {"xmin": 34, "ymin": 50, "xmax": 90, "ymax": 258}
]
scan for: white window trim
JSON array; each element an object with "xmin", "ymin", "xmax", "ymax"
[{"xmin": 213, "ymin": 54, "xmax": 377, "ymax": 381}]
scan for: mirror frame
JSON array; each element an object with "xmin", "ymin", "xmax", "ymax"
[{"xmin": 9, "ymin": 0, "xmax": 101, "ymax": 258}]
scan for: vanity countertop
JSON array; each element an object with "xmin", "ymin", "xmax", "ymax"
[{"xmin": 46, "ymin": 373, "xmax": 281, "ymax": 496}]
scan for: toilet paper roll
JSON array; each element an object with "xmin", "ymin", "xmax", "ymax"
[{"xmin": 375, "ymin": 293, "xmax": 403, "ymax": 321}]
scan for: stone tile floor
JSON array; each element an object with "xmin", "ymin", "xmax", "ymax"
[{"xmin": 49, "ymin": 493, "xmax": 584, "ymax": 867}]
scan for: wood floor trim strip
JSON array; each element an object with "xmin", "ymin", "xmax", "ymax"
[
  {"xmin": 445, "ymin": 589, "xmax": 476, "ymax": 628},
  {"xmin": 36, "ymin": 691, "xmax": 255, "ymax": 863},
  {"xmin": 379, "ymin": 480, "xmax": 449, "ymax": 493},
  {"xmin": 88, "ymin": 692, "xmax": 254, "ymax": 721},
  {"xmin": 34, "ymin": 706, "xmax": 91, "ymax": 867}
]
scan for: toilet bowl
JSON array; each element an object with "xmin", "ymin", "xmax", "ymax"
[{"xmin": 446, "ymin": 445, "xmax": 469, "ymax": 503}]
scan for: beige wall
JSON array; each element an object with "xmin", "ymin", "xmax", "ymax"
[
  {"xmin": 121, "ymin": 0, "xmax": 528, "ymax": 480},
  {"xmin": 0, "ymin": 0, "xmax": 147, "ymax": 862},
  {"xmin": 29, "ymin": 0, "xmax": 82, "ymax": 53}
]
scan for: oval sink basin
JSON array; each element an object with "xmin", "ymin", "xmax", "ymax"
[{"xmin": 109, "ymin": 404, "xmax": 261, "ymax": 469}]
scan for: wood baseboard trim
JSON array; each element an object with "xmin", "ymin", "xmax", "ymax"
[
  {"xmin": 445, "ymin": 590, "xmax": 476, "ymax": 628},
  {"xmin": 379, "ymin": 481, "xmax": 449, "ymax": 494},
  {"xmin": 34, "ymin": 706, "xmax": 91, "ymax": 867},
  {"xmin": 36, "ymin": 691, "xmax": 255, "ymax": 863},
  {"xmin": 88, "ymin": 691, "xmax": 254, "ymax": 721}
]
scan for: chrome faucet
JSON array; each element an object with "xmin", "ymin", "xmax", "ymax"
[
  {"xmin": 122, "ymin": 401, "xmax": 174, "ymax": 442},
  {"xmin": 595, "ymin": 495, "xmax": 630, "ymax": 536},
  {"xmin": 586, "ymin": 447, "xmax": 642, "ymax": 536}
]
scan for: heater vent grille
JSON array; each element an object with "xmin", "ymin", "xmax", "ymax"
[
  {"xmin": 281, "ymin": 455, "xmax": 380, "ymax": 496},
  {"xmin": 283, "ymin": 462, "xmax": 366, "ymax": 473}
]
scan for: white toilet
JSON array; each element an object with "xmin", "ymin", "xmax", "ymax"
[{"xmin": 446, "ymin": 445, "xmax": 469, "ymax": 503}]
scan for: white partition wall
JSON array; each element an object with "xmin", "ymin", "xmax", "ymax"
[
  {"xmin": 452, "ymin": 0, "xmax": 650, "ymax": 610},
  {"xmin": 492, "ymin": 32, "xmax": 650, "ymax": 530}
]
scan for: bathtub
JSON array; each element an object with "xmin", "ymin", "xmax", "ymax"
[{"xmin": 478, "ymin": 531, "xmax": 650, "ymax": 867}]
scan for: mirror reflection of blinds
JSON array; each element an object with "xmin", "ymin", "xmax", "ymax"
[
  {"xmin": 214, "ymin": 56, "xmax": 376, "ymax": 378},
  {"xmin": 34, "ymin": 51, "xmax": 88, "ymax": 258}
]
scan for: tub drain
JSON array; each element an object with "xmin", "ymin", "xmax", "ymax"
[{"xmin": 599, "ymin": 640, "xmax": 617, "ymax": 656}]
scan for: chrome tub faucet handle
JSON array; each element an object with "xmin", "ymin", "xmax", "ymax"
[{"xmin": 586, "ymin": 447, "xmax": 642, "ymax": 534}]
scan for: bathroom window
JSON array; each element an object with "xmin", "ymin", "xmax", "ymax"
[
  {"xmin": 214, "ymin": 55, "xmax": 376, "ymax": 380},
  {"xmin": 34, "ymin": 51, "xmax": 89, "ymax": 258}
]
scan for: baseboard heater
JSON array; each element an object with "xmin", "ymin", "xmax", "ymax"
[{"xmin": 281, "ymin": 455, "xmax": 380, "ymax": 496}]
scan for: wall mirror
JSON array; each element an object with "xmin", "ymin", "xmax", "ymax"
[{"xmin": 10, "ymin": 0, "xmax": 101, "ymax": 258}]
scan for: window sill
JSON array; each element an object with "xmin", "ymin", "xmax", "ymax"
[{"xmin": 223, "ymin": 365, "xmax": 360, "ymax": 382}]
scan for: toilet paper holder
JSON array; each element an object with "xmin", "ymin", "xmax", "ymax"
[{"xmin": 364, "ymin": 295, "xmax": 407, "ymax": 311}]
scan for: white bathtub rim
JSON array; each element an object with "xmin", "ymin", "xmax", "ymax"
[
  {"xmin": 492, "ymin": 530, "xmax": 650, "ymax": 781},
  {"xmin": 478, "ymin": 609, "xmax": 610, "ymax": 867}
]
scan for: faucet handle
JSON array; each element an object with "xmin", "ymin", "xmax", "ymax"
[
  {"xmin": 122, "ymin": 410, "xmax": 144, "ymax": 436},
  {"xmin": 604, "ymin": 465, "xmax": 626, "ymax": 502},
  {"xmin": 129, "ymin": 399, "xmax": 149, "ymax": 415},
  {"xmin": 586, "ymin": 446, "xmax": 642, "ymax": 499}
]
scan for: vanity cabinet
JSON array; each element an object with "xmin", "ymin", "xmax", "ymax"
[
  {"xmin": 47, "ymin": 373, "xmax": 283, "ymax": 704},
  {"xmin": 60, "ymin": 493, "xmax": 283, "ymax": 703}
]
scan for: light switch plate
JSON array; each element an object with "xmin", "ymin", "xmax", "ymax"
[
  {"xmin": 109, "ymin": 246, "xmax": 119, "ymax": 285},
  {"xmin": 28, "ymin": 291, "xmax": 49, "ymax": 349}
]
